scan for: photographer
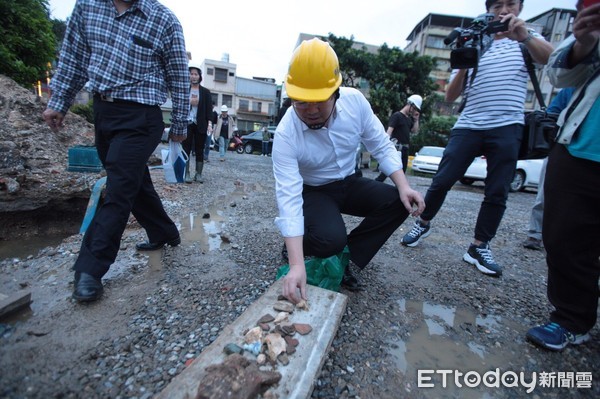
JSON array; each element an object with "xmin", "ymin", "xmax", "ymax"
[{"xmin": 401, "ymin": 0, "xmax": 553, "ymax": 278}]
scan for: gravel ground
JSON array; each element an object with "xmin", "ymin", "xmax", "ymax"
[{"xmin": 0, "ymin": 151, "xmax": 598, "ymax": 399}]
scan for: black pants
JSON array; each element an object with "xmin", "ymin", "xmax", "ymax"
[
  {"xmin": 73, "ymin": 100, "xmax": 179, "ymax": 279},
  {"xmin": 182, "ymin": 123, "xmax": 207, "ymax": 162},
  {"xmin": 544, "ymin": 144, "xmax": 600, "ymax": 333},
  {"xmin": 376, "ymin": 145, "xmax": 408, "ymax": 181},
  {"xmin": 302, "ymin": 175, "xmax": 409, "ymax": 268},
  {"xmin": 421, "ymin": 125, "xmax": 522, "ymax": 242}
]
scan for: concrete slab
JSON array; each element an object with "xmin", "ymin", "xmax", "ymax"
[
  {"xmin": 0, "ymin": 289, "xmax": 32, "ymax": 319},
  {"xmin": 156, "ymin": 279, "xmax": 347, "ymax": 399}
]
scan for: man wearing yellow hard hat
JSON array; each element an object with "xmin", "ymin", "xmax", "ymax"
[{"xmin": 273, "ymin": 38, "xmax": 425, "ymax": 303}]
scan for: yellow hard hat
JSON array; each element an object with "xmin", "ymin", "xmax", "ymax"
[{"xmin": 285, "ymin": 38, "xmax": 342, "ymax": 102}]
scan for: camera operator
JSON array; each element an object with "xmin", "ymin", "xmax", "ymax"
[{"xmin": 401, "ymin": 0, "xmax": 554, "ymax": 278}]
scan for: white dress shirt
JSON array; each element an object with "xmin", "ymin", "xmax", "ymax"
[{"xmin": 272, "ymin": 87, "xmax": 403, "ymax": 237}]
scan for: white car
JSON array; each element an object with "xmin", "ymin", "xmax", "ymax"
[
  {"xmin": 411, "ymin": 146, "xmax": 445, "ymax": 174},
  {"xmin": 461, "ymin": 156, "xmax": 545, "ymax": 192}
]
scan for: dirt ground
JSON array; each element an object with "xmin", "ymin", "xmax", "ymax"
[{"xmin": 0, "ymin": 152, "xmax": 598, "ymax": 399}]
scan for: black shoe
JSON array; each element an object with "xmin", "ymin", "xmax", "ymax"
[
  {"xmin": 375, "ymin": 173, "xmax": 386, "ymax": 182},
  {"xmin": 341, "ymin": 266, "xmax": 362, "ymax": 292},
  {"xmin": 73, "ymin": 272, "xmax": 103, "ymax": 302},
  {"xmin": 136, "ymin": 236, "xmax": 181, "ymax": 251}
]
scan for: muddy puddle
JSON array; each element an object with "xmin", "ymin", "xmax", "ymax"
[{"xmin": 389, "ymin": 299, "xmax": 523, "ymax": 398}]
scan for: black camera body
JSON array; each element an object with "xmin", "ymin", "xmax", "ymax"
[{"xmin": 445, "ymin": 13, "xmax": 509, "ymax": 69}]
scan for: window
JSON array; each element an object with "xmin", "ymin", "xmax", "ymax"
[
  {"xmin": 526, "ymin": 90, "xmax": 534, "ymax": 103},
  {"xmin": 239, "ymin": 99, "xmax": 249, "ymax": 111},
  {"xmin": 211, "ymin": 93, "xmax": 218, "ymax": 107},
  {"xmin": 426, "ymin": 35, "xmax": 446, "ymax": 49},
  {"xmin": 252, "ymin": 101, "xmax": 262, "ymax": 113},
  {"xmin": 207, "ymin": 68, "xmax": 214, "ymax": 76},
  {"xmin": 215, "ymin": 67, "xmax": 228, "ymax": 82},
  {"xmin": 268, "ymin": 103, "xmax": 274, "ymax": 116},
  {"xmin": 223, "ymin": 95, "xmax": 233, "ymax": 108}
]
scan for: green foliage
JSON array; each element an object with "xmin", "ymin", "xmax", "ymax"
[
  {"xmin": 0, "ymin": 0, "xmax": 56, "ymax": 87},
  {"xmin": 70, "ymin": 101, "xmax": 94, "ymax": 124},
  {"xmin": 410, "ymin": 115, "xmax": 457, "ymax": 154}
]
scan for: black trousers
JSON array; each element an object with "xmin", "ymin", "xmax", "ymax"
[
  {"xmin": 421, "ymin": 125, "xmax": 521, "ymax": 242},
  {"xmin": 182, "ymin": 123, "xmax": 207, "ymax": 162},
  {"xmin": 544, "ymin": 144, "xmax": 600, "ymax": 333},
  {"xmin": 302, "ymin": 175, "xmax": 409, "ymax": 268},
  {"xmin": 376, "ymin": 145, "xmax": 409, "ymax": 181},
  {"xmin": 73, "ymin": 100, "xmax": 179, "ymax": 278}
]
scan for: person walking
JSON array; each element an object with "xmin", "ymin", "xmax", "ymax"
[
  {"xmin": 213, "ymin": 105, "xmax": 235, "ymax": 161},
  {"xmin": 204, "ymin": 102, "xmax": 218, "ymax": 163},
  {"xmin": 261, "ymin": 126, "xmax": 271, "ymax": 156},
  {"xmin": 375, "ymin": 95, "xmax": 421, "ymax": 181},
  {"xmin": 273, "ymin": 38, "xmax": 425, "ymax": 303},
  {"xmin": 42, "ymin": 0, "xmax": 189, "ymax": 302},
  {"xmin": 183, "ymin": 62, "xmax": 213, "ymax": 183},
  {"xmin": 400, "ymin": 0, "xmax": 553, "ymax": 278},
  {"xmin": 526, "ymin": 0, "xmax": 600, "ymax": 351}
]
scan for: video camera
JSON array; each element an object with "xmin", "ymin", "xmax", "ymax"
[{"xmin": 444, "ymin": 13, "xmax": 509, "ymax": 69}]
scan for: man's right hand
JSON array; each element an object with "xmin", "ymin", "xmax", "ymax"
[
  {"xmin": 42, "ymin": 108, "xmax": 65, "ymax": 132},
  {"xmin": 282, "ymin": 263, "xmax": 307, "ymax": 304}
]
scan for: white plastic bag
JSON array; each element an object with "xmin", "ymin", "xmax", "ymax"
[{"xmin": 161, "ymin": 141, "xmax": 188, "ymax": 183}]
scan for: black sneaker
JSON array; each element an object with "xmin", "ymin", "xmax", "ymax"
[
  {"xmin": 401, "ymin": 220, "xmax": 431, "ymax": 247},
  {"xmin": 523, "ymin": 237, "xmax": 543, "ymax": 250},
  {"xmin": 463, "ymin": 242, "xmax": 502, "ymax": 277}
]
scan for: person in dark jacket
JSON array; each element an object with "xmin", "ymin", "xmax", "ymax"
[{"xmin": 183, "ymin": 62, "xmax": 213, "ymax": 183}]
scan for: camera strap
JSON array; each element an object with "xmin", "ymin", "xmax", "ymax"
[{"xmin": 521, "ymin": 45, "xmax": 547, "ymax": 109}]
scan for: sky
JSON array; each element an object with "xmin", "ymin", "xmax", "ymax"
[{"xmin": 48, "ymin": 0, "xmax": 577, "ymax": 85}]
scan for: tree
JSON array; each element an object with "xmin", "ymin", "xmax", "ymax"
[
  {"xmin": 326, "ymin": 34, "xmax": 438, "ymax": 128},
  {"xmin": 0, "ymin": 0, "xmax": 56, "ymax": 87}
]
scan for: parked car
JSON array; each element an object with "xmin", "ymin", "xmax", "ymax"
[
  {"xmin": 461, "ymin": 156, "xmax": 544, "ymax": 192},
  {"xmin": 411, "ymin": 146, "xmax": 445, "ymax": 174},
  {"xmin": 240, "ymin": 127, "xmax": 275, "ymax": 154}
]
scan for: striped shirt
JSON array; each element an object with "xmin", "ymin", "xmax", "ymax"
[
  {"xmin": 48, "ymin": 0, "xmax": 190, "ymax": 136},
  {"xmin": 451, "ymin": 33, "xmax": 542, "ymax": 130}
]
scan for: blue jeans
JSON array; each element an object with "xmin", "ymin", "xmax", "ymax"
[
  {"xmin": 262, "ymin": 141, "xmax": 269, "ymax": 155},
  {"xmin": 421, "ymin": 124, "xmax": 522, "ymax": 243},
  {"xmin": 204, "ymin": 134, "xmax": 211, "ymax": 160},
  {"xmin": 218, "ymin": 136, "xmax": 229, "ymax": 158}
]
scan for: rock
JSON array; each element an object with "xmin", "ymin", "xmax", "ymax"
[
  {"xmin": 257, "ymin": 314, "xmax": 275, "ymax": 324},
  {"xmin": 264, "ymin": 333, "xmax": 286, "ymax": 362},
  {"xmin": 273, "ymin": 312, "xmax": 288, "ymax": 324},
  {"xmin": 195, "ymin": 353, "xmax": 281, "ymax": 399},
  {"xmin": 243, "ymin": 326, "xmax": 263, "ymax": 344},
  {"xmin": 223, "ymin": 344, "xmax": 244, "ymax": 355},
  {"xmin": 273, "ymin": 301, "xmax": 294, "ymax": 313},
  {"xmin": 293, "ymin": 323, "xmax": 312, "ymax": 335}
]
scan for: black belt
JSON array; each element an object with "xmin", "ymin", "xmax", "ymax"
[{"xmin": 93, "ymin": 93, "xmax": 140, "ymax": 105}]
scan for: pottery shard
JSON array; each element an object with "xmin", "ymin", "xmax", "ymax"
[
  {"xmin": 195, "ymin": 353, "xmax": 281, "ymax": 399},
  {"xmin": 296, "ymin": 299, "xmax": 309, "ymax": 311},
  {"xmin": 273, "ymin": 301, "xmax": 294, "ymax": 313},
  {"xmin": 264, "ymin": 333, "xmax": 287, "ymax": 362},
  {"xmin": 293, "ymin": 323, "xmax": 313, "ymax": 335},
  {"xmin": 284, "ymin": 336, "xmax": 299, "ymax": 348},
  {"xmin": 258, "ymin": 314, "xmax": 275, "ymax": 324},
  {"xmin": 259, "ymin": 323, "xmax": 270, "ymax": 332}
]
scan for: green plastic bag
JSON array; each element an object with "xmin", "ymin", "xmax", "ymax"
[{"xmin": 276, "ymin": 246, "xmax": 349, "ymax": 292}]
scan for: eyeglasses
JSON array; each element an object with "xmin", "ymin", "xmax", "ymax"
[{"xmin": 292, "ymin": 96, "xmax": 333, "ymax": 110}]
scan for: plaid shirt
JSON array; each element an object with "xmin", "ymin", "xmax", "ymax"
[{"xmin": 49, "ymin": 0, "xmax": 189, "ymax": 136}]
